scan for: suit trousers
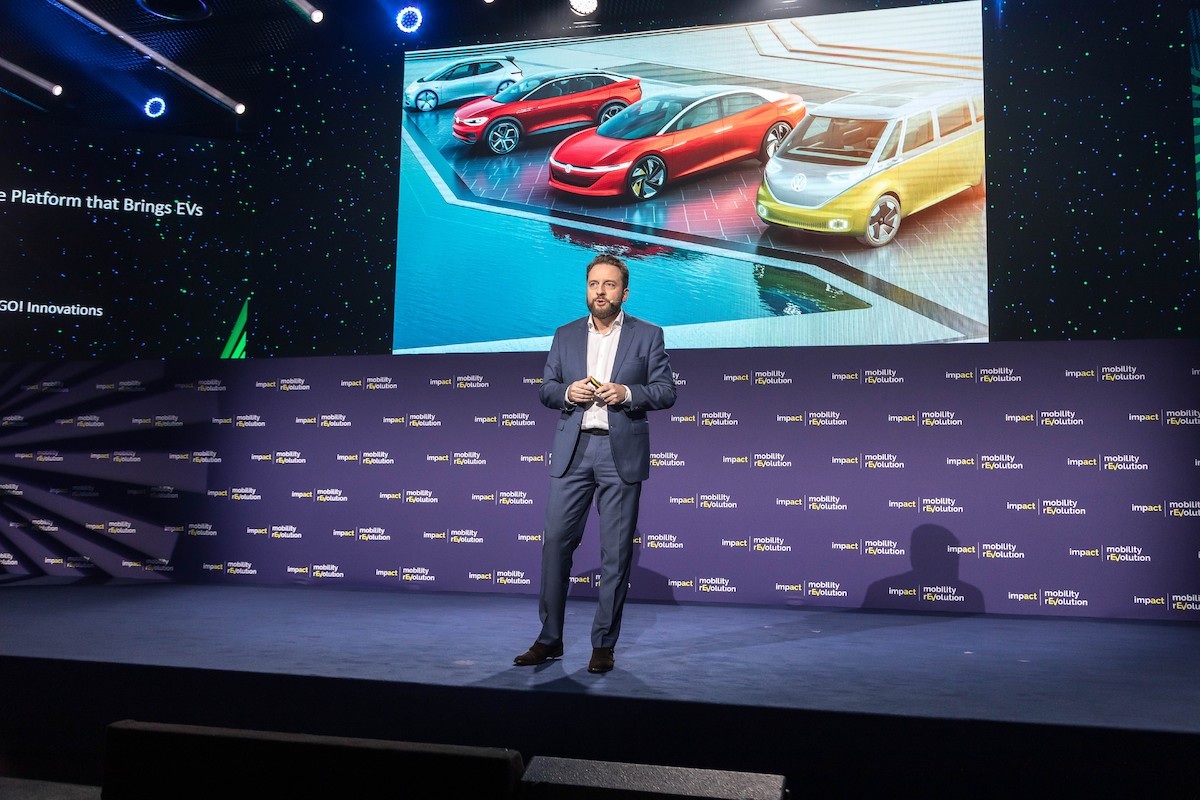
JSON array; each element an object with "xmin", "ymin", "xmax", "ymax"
[{"xmin": 538, "ymin": 430, "xmax": 642, "ymax": 650}]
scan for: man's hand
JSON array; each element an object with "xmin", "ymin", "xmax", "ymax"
[
  {"xmin": 594, "ymin": 382, "xmax": 627, "ymax": 406},
  {"xmin": 567, "ymin": 379, "xmax": 596, "ymax": 405}
]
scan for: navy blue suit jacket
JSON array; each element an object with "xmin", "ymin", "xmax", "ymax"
[{"xmin": 540, "ymin": 314, "xmax": 676, "ymax": 483}]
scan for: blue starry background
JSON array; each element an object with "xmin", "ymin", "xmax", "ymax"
[{"xmin": 0, "ymin": 0, "xmax": 1194, "ymax": 358}]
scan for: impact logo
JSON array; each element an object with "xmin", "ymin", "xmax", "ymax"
[
  {"xmin": 1044, "ymin": 589, "xmax": 1089, "ymax": 607},
  {"xmin": 808, "ymin": 411, "xmax": 847, "ymax": 427},
  {"xmin": 1063, "ymin": 368, "xmax": 1097, "ymax": 380},
  {"xmin": 383, "ymin": 415, "xmax": 408, "ymax": 425},
  {"xmin": 978, "ymin": 366, "xmax": 1022, "ymax": 384},
  {"xmin": 670, "ymin": 413, "xmax": 698, "ymax": 424},
  {"xmin": 887, "ymin": 499, "xmax": 918, "ymax": 510},
  {"xmin": 1127, "ymin": 411, "xmax": 1161, "ymax": 424},
  {"xmin": 1006, "ymin": 591, "xmax": 1038, "ymax": 602},
  {"xmin": 519, "ymin": 453, "xmax": 546, "ymax": 464},
  {"xmin": 426, "ymin": 453, "xmax": 450, "ymax": 463},
  {"xmin": 1067, "ymin": 546, "xmax": 1100, "ymax": 559},
  {"xmin": 474, "ymin": 414, "xmax": 498, "ymax": 425},
  {"xmin": 921, "ymin": 411, "xmax": 961, "ymax": 427},
  {"xmin": 832, "ymin": 455, "xmax": 860, "ymax": 466},
  {"xmin": 774, "ymin": 581, "xmax": 803, "ymax": 593},
  {"xmin": 429, "ymin": 377, "xmax": 452, "ymax": 387},
  {"xmin": 1004, "ymin": 412, "xmax": 1035, "ymax": 424},
  {"xmin": 1130, "ymin": 501, "xmax": 1164, "ymax": 514},
  {"xmin": 945, "ymin": 369, "xmax": 975, "ymax": 381},
  {"xmin": 1042, "ymin": 498, "xmax": 1086, "ymax": 516},
  {"xmin": 720, "ymin": 538, "xmax": 748, "ymax": 549},
  {"xmin": 701, "ymin": 411, "xmax": 739, "ymax": 427},
  {"xmin": 723, "ymin": 372, "xmax": 749, "ymax": 383},
  {"xmin": 1040, "ymin": 410, "xmax": 1083, "ymax": 427},
  {"xmin": 468, "ymin": 571, "xmax": 493, "ymax": 582},
  {"xmin": 722, "ymin": 455, "xmax": 749, "ymax": 466},
  {"xmin": 886, "ymin": 412, "xmax": 917, "ymax": 424},
  {"xmin": 886, "ymin": 587, "xmax": 919, "ymax": 599},
  {"xmin": 456, "ymin": 374, "xmax": 490, "ymax": 389},
  {"xmin": 775, "ymin": 497, "xmax": 804, "ymax": 508},
  {"xmin": 522, "ymin": 375, "xmax": 544, "ymax": 386},
  {"xmin": 754, "ymin": 369, "xmax": 792, "ymax": 385}
]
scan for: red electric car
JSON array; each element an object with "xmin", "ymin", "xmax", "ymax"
[
  {"xmin": 452, "ymin": 70, "xmax": 642, "ymax": 155},
  {"xmin": 548, "ymin": 86, "xmax": 806, "ymax": 200}
]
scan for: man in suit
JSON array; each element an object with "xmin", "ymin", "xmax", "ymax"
[{"xmin": 514, "ymin": 253, "xmax": 676, "ymax": 673}]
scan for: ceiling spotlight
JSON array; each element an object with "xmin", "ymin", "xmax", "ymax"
[
  {"xmin": 569, "ymin": 0, "xmax": 597, "ymax": 15},
  {"xmin": 284, "ymin": 0, "xmax": 324, "ymax": 23},
  {"xmin": 0, "ymin": 56, "xmax": 63, "ymax": 97},
  {"xmin": 396, "ymin": 6, "xmax": 423, "ymax": 33},
  {"xmin": 144, "ymin": 97, "xmax": 167, "ymax": 117}
]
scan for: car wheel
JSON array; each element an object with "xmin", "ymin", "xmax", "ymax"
[
  {"xmin": 759, "ymin": 121, "xmax": 793, "ymax": 161},
  {"xmin": 597, "ymin": 101, "xmax": 627, "ymax": 125},
  {"xmin": 497, "ymin": 79, "xmax": 515, "ymax": 93},
  {"xmin": 485, "ymin": 119, "xmax": 521, "ymax": 155},
  {"xmin": 628, "ymin": 155, "xmax": 667, "ymax": 200},
  {"xmin": 857, "ymin": 194, "xmax": 901, "ymax": 247},
  {"xmin": 415, "ymin": 90, "xmax": 438, "ymax": 112}
]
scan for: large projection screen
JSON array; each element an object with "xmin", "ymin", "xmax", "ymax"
[{"xmin": 395, "ymin": 1, "xmax": 986, "ymax": 354}]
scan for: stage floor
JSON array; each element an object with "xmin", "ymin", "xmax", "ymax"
[{"xmin": 2, "ymin": 582, "xmax": 1197, "ymax": 734}]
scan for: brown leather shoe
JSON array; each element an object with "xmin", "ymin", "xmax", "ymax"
[
  {"xmin": 587, "ymin": 646, "xmax": 615, "ymax": 673},
  {"xmin": 513, "ymin": 641, "xmax": 563, "ymax": 666}
]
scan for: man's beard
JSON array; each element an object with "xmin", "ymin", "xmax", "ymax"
[{"xmin": 588, "ymin": 297, "xmax": 622, "ymax": 320}]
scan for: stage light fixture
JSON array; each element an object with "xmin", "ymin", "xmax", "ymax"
[
  {"xmin": 0, "ymin": 55, "xmax": 64, "ymax": 97},
  {"xmin": 284, "ymin": 0, "xmax": 324, "ymax": 24},
  {"xmin": 396, "ymin": 6, "xmax": 422, "ymax": 33},
  {"xmin": 144, "ymin": 96, "xmax": 166, "ymax": 117},
  {"xmin": 50, "ymin": 0, "xmax": 246, "ymax": 115},
  {"xmin": 569, "ymin": 0, "xmax": 597, "ymax": 16}
]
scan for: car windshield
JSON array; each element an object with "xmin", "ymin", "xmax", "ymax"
[
  {"xmin": 494, "ymin": 74, "xmax": 547, "ymax": 103},
  {"xmin": 597, "ymin": 95, "xmax": 689, "ymax": 140},
  {"xmin": 778, "ymin": 116, "xmax": 889, "ymax": 165}
]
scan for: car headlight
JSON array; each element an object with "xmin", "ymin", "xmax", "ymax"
[{"xmin": 459, "ymin": 117, "xmax": 488, "ymax": 126}]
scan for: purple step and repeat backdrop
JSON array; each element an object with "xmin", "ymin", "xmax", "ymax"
[{"xmin": 0, "ymin": 339, "xmax": 1197, "ymax": 620}]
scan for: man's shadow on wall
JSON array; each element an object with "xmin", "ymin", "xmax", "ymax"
[{"xmin": 862, "ymin": 523, "xmax": 985, "ymax": 613}]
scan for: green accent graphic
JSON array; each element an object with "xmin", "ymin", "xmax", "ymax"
[{"xmin": 220, "ymin": 299, "xmax": 249, "ymax": 359}]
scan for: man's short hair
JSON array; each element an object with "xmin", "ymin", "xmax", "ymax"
[{"xmin": 586, "ymin": 253, "xmax": 629, "ymax": 290}]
